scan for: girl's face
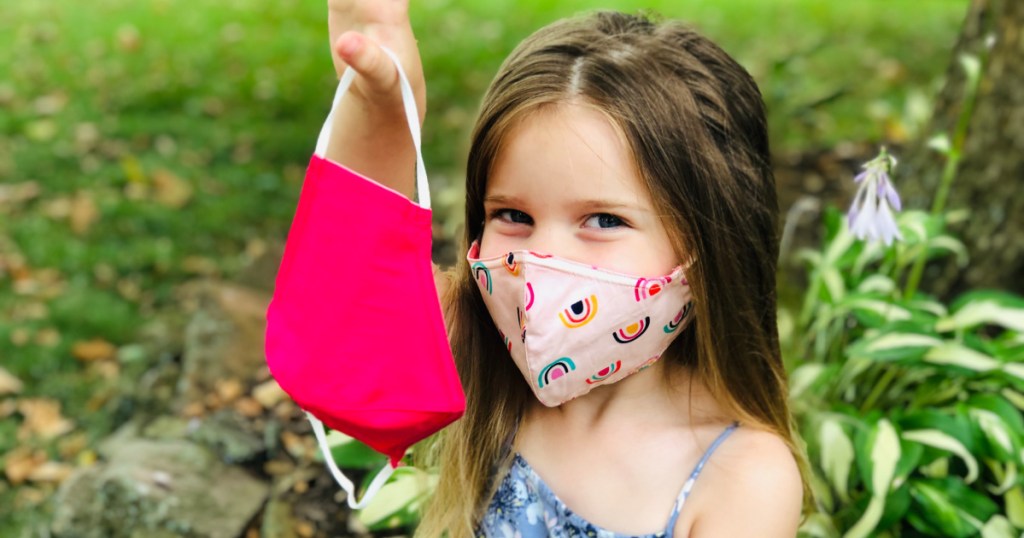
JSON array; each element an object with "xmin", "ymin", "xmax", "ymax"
[{"xmin": 479, "ymin": 103, "xmax": 678, "ymax": 277}]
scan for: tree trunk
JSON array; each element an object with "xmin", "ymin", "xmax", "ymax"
[{"xmin": 901, "ymin": 0, "xmax": 1024, "ymax": 297}]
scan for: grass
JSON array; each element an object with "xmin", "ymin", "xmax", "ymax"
[{"xmin": 0, "ymin": 0, "xmax": 967, "ymax": 533}]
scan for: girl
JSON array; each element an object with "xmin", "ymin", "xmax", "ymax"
[{"xmin": 324, "ymin": 1, "xmax": 806, "ymax": 535}]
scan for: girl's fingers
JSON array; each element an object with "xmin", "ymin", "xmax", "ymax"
[{"xmin": 334, "ymin": 31, "xmax": 399, "ymax": 95}]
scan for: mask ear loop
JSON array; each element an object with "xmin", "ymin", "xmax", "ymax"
[
  {"xmin": 305, "ymin": 46, "xmax": 428, "ymax": 509},
  {"xmin": 307, "ymin": 412, "xmax": 395, "ymax": 510},
  {"xmin": 313, "ymin": 47, "xmax": 431, "ymax": 210}
]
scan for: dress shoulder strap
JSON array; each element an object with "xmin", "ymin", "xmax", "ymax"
[{"xmin": 664, "ymin": 421, "xmax": 740, "ymax": 535}]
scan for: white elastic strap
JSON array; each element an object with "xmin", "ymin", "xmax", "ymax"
[
  {"xmin": 306, "ymin": 411, "xmax": 397, "ymax": 510},
  {"xmin": 314, "ymin": 47, "xmax": 431, "ymax": 210}
]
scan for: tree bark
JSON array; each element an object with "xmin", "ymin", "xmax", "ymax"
[{"xmin": 901, "ymin": 0, "xmax": 1024, "ymax": 297}]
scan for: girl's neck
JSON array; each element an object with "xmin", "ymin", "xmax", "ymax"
[{"xmin": 524, "ymin": 362, "xmax": 723, "ymax": 431}]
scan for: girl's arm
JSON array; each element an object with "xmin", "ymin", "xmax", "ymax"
[
  {"xmin": 326, "ymin": 1, "xmax": 450, "ymax": 298},
  {"xmin": 325, "ymin": 0, "xmax": 424, "ymax": 200}
]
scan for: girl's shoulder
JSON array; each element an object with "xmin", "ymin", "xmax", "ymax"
[{"xmin": 678, "ymin": 425, "xmax": 803, "ymax": 537}]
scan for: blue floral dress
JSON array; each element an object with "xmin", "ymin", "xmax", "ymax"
[{"xmin": 476, "ymin": 422, "xmax": 739, "ymax": 538}]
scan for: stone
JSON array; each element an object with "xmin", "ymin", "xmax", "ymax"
[
  {"xmin": 177, "ymin": 281, "xmax": 271, "ymax": 407},
  {"xmin": 51, "ymin": 433, "xmax": 268, "ymax": 538}
]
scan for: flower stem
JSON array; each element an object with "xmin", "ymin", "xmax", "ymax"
[{"xmin": 903, "ymin": 53, "xmax": 985, "ymax": 300}]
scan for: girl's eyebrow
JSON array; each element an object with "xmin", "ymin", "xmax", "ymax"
[{"xmin": 484, "ymin": 194, "xmax": 642, "ymax": 212}]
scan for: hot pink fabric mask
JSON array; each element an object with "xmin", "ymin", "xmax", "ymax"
[
  {"xmin": 467, "ymin": 241, "xmax": 693, "ymax": 407},
  {"xmin": 265, "ymin": 48, "xmax": 464, "ymax": 508}
]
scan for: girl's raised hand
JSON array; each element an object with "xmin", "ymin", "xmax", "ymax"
[{"xmin": 324, "ymin": 0, "xmax": 425, "ymax": 198}]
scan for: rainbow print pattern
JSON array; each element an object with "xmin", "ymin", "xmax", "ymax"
[
  {"xmin": 524, "ymin": 282, "xmax": 535, "ymax": 311},
  {"xmin": 558, "ymin": 295, "xmax": 598, "ymax": 328},
  {"xmin": 585, "ymin": 360, "xmax": 622, "ymax": 385},
  {"xmin": 537, "ymin": 357, "xmax": 576, "ymax": 388},
  {"xmin": 503, "ymin": 252, "xmax": 521, "ymax": 275},
  {"xmin": 663, "ymin": 303, "xmax": 691, "ymax": 333},
  {"xmin": 634, "ymin": 276, "xmax": 672, "ymax": 302},
  {"xmin": 612, "ymin": 316, "xmax": 650, "ymax": 343},
  {"xmin": 472, "ymin": 262, "xmax": 492, "ymax": 295}
]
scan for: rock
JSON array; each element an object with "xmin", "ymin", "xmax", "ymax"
[
  {"xmin": 188, "ymin": 411, "xmax": 265, "ymax": 464},
  {"xmin": 177, "ymin": 281, "xmax": 271, "ymax": 407},
  {"xmin": 51, "ymin": 432, "xmax": 268, "ymax": 538}
]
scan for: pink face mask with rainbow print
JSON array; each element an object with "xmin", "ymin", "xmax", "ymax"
[{"xmin": 467, "ymin": 242, "xmax": 693, "ymax": 406}]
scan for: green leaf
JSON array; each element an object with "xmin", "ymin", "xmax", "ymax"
[
  {"xmin": 798, "ymin": 512, "xmax": 840, "ymax": 538},
  {"xmin": 325, "ymin": 430, "xmax": 388, "ymax": 470},
  {"xmin": 924, "ymin": 342, "xmax": 1001, "ymax": 374},
  {"xmin": 908, "ymin": 478, "xmax": 996, "ymax": 538},
  {"xmin": 855, "ymin": 332, "xmax": 942, "ymax": 362},
  {"xmin": 980, "ymin": 515, "xmax": 1015, "ymax": 538},
  {"xmin": 1006, "ymin": 486, "xmax": 1024, "ymax": 528},
  {"xmin": 902, "ymin": 429, "xmax": 979, "ymax": 483},
  {"xmin": 819, "ymin": 418, "xmax": 854, "ymax": 502},
  {"xmin": 969, "ymin": 409, "xmax": 1019, "ymax": 462},
  {"xmin": 966, "ymin": 393, "xmax": 1024, "ymax": 433},
  {"xmin": 358, "ymin": 466, "xmax": 434, "ymax": 530},
  {"xmin": 843, "ymin": 494, "xmax": 886, "ymax": 538},
  {"xmin": 938, "ymin": 299, "xmax": 1024, "ymax": 333},
  {"xmin": 853, "ymin": 418, "xmax": 901, "ymax": 503},
  {"xmin": 789, "ymin": 363, "xmax": 828, "ymax": 399}
]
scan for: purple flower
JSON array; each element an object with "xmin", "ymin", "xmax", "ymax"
[{"xmin": 848, "ymin": 149, "xmax": 902, "ymax": 246}]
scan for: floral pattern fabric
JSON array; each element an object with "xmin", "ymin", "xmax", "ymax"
[{"xmin": 476, "ymin": 423, "xmax": 739, "ymax": 538}]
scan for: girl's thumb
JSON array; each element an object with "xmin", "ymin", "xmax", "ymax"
[{"xmin": 334, "ymin": 32, "xmax": 398, "ymax": 92}]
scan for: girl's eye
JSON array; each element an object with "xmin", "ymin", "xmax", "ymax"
[
  {"xmin": 583, "ymin": 213, "xmax": 626, "ymax": 229},
  {"xmin": 493, "ymin": 209, "xmax": 533, "ymax": 225}
]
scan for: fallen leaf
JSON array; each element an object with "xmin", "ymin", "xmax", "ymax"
[
  {"xmin": 151, "ymin": 169, "xmax": 193, "ymax": 208},
  {"xmin": 3, "ymin": 447, "xmax": 47, "ymax": 485},
  {"xmin": 117, "ymin": 24, "xmax": 141, "ymax": 52},
  {"xmin": 34, "ymin": 328, "xmax": 61, "ymax": 347},
  {"xmin": 0, "ymin": 366, "xmax": 23, "ymax": 395},
  {"xmin": 17, "ymin": 398, "xmax": 75, "ymax": 440},
  {"xmin": 58, "ymin": 433, "xmax": 88, "ymax": 460},
  {"xmin": 252, "ymin": 379, "xmax": 287, "ymax": 409},
  {"xmin": 0, "ymin": 399, "xmax": 16, "ymax": 418},
  {"xmin": 296, "ymin": 521, "xmax": 315, "ymax": 538},
  {"xmin": 280, "ymin": 430, "xmax": 312, "ymax": 460},
  {"xmin": 72, "ymin": 338, "xmax": 116, "ymax": 361},
  {"xmin": 69, "ymin": 191, "xmax": 99, "ymax": 235},
  {"xmin": 233, "ymin": 397, "xmax": 263, "ymax": 418},
  {"xmin": 0, "ymin": 181, "xmax": 41, "ymax": 206},
  {"xmin": 33, "ymin": 93, "xmax": 68, "ymax": 116},
  {"xmin": 10, "ymin": 327, "xmax": 31, "ymax": 346},
  {"xmin": 215, "ymin": 378, "xmax": 243, "ymax": 403},
  {"xmin": 27, "ymin": 461, "xmax": 75, "ymax": 484}
]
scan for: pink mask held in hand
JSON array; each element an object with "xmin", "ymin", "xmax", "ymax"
[{"xmin": 265, "ymin": 48, "xmax": 464, "ymax": 509}]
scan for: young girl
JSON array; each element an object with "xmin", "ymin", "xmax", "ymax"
[{"xmin": 324, "ymin": 1, "xmax": 806, "ymax": 535}]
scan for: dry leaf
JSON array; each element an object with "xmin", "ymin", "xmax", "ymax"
[
  {"xmin": 27, "ymin": 461, "xmax": 74, "ymax": 484},
  {"xmin": 0, "ymin": 181, "xmax": 41, "ymax": 206},
  {"xmin": 215, "ymin": 378, "xmax": 243, "ymax": 403},
  {"xmin": 252, "ymin": 379, "xmax": 286, "ymax": 409},
  {"xmin": 152, "ymin": 169, "xmax": 193, "ymax": 208},
  {"xmin": 0, "ymin": 366, "xmax": 24, "ymax": 395},
  {"xmin": 233, "ymin": 397, "xmax": 263, "ymax": 418},
  {"xmin": 34, "ymin": 328, "xmax": 61, "ymax": 347},
  {"xmin": 72, "ymin": 338, "xmax": 117, "ymax": 361},
  {"xmin": 17, "ymin": 398, "xmax": 75, "ymax": 440},
  {"xmin": 10, "ymin": 327, "xmax": 31, "ymax": 346},
  {"xmin": 33, "ymin": 93, "xmax": 68, "ymax": 116},
  {"xmin": 3, "ymin": 447, "xmax": 47, "ymax": 484},
  {"xmin": 0, "ymin": 399, "xmax": 16, "ymax": 418},
  {"xmin": 280, "ymin": 430, "xmax": 311, "ymax": 460},
  {"xmin": 69, "ymin": 191, "xmax": 99, "ymax": 235},
  {"xmin": 58, "ymin": 432, "xmax": 88, "ymax": 460}
]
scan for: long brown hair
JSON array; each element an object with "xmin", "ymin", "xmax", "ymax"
[{"xmin": 418, "ymin": 11, "xmax": 805, "ymax": 536}]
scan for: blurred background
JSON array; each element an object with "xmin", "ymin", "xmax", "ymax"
[{"xmin": 6, "ymin": 0, "xmax": 1014, "ymax": 536}]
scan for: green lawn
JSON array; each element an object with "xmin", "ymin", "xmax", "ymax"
[{"xmin": 0, "ymin": 0, "xmax": 967, "ymax": 533}]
